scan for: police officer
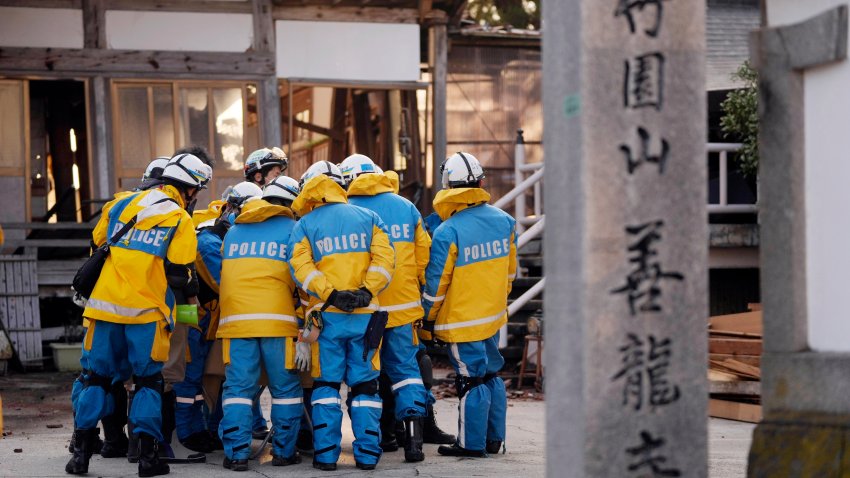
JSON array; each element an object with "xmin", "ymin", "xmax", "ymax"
[
  {"xmin": 422, "ymin": 152, "xmax": 516, "ymax": 458},
  {"xmin": 243, "ymin": 147, "xmax": 287, "ymax": 187},
  {"xmin": 173, "ymin": 182, "xmax": 263, "ymax": 453},
  {"xmin": 342, "ymin": 154, "xmax": 430, "ymax": 462},
  {"xmin": 66, "ymin": 153, "xmax": 212, "ymax": 477},
  {"xmin": 289, "ymin": 161, "xmax": 395, "ymax": 471},
  {"xmin": 216, "ymin": 179, "xmax": 303, "ymax": 472}
]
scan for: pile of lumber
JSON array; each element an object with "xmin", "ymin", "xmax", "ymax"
[{"xmin": 708, "ymin": 304, "xmax": 762, "ymax": 423}]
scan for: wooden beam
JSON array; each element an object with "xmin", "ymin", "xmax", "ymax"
[
  {"xmin": 708, "ymin": 338, "xmax": 763, "ymax": 356},
  {"xmin": 252, "ymin": 0, "xmax": 274, "ymax": 53},
  {"xmin": 82, "ymin": 0, "xmax": 106, "ymax": 49},
  {"xmin": 281, "ymin": 115, "xmax": 345, "ymax": 141},
  {"xmin": 708, "ymin": 399, "xmax": 762, "ymax": 423},
  {"xmin": 418, "ymin": 0, "xmax": 433, "ymax": 22},
  {"xmin": 429, "ymin": 21, "xmax": 447, "ymax": 195},
  {"xmin": 0, "ymin": 47, "xmax": 274, "ymax": 76},
  {"xmin": 272, "ymin": 6, "xmax": 419, "ymax": 24},
  {"xmin": 261, "ymin": 77, "xmax": 282, "ymax": 147},
  {"xmin": 104, "ymin": 0, "xmax": 252, "ymax": 13},
  {"xmin": 0, "ymin": 0, "xmax": 81, "ymax": 8},
  {"xmin": 90, "ymin": 76, "xmax": 113, "ymax": 198}
]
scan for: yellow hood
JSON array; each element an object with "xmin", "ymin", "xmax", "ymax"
[
  {"xmin": 432, "ymin": 187, "xmax": 491, "ymax": 221},
  {"xmin": 347, "ymin": 173, "xmax": 395, "ymax": 197},
  {"xmin": 120, "ymin": 185, "xmax": 187, "ymax": 230},
  {"xmin": 291, "ymin": 175, "xmax": 348, "ymax": 217},
  {"xmin": 236, "ymin": 198, "xmax": 294, "ymax": 224},
  {"xmin": 192, "ymin": 199, "xmax": 225, "ymax": 227},
  {"xmin": 384, "ymin": 171, "xmax": 400, "ymax": 194}
]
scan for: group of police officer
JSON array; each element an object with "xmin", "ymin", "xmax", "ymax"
[{"xmin": 65, "ymin": 144, "xmax": 517, "ymax": 476}]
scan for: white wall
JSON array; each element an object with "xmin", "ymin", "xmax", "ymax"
[
  {"xmin": 0, "ymin": 7, "xmax": 83, "ymax": 48},
  {"xmin": 106, "ymin": 11, "xmax": 252, "ymax": 52},
  {"xmin": 276, "ymin": 21, "xmax": 420, "ymax": 82},
  {"xmin": 768, "ymin": 0, "xmax": 850, "ymax": 351}
]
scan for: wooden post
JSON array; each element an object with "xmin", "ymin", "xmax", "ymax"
[
  {"xmin": 82, "ymin": 0, "xmax": 106, "ymax": 49},
  {"xmin": 428, "ymin": 17, "xmax": 447, "ymax": 199},
  {"xmin": 90, "ymin": 76, "xmax": 112, "ymax": 199},
  {"xmin": 253, "ymin": 0, "xmax": 281, "ymax": 148}
]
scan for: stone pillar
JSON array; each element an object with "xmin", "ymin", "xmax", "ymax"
[
  {"xmin": 543, "ymin": 1, "xmax": 707, "ymax": 476},
  {"xmin": 747, "ymin": 4, "xmax": 850, "ymax": 476}
]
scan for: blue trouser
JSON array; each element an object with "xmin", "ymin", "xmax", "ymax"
[
  {"xmin": 380, "ymin": 323, "xmax": 427, "ymax": 420},
  {"xmin": 73, "ymin": 320, "xmax": 166, "ymax": 441},
  {"xmin": 312, "ymin": 312, "xmax": 382, "ymax": 466},
  {"xmin": 173, "ymin": 324, "xmax": 212, "ymax": 440},
  {"xmin": 447, "ymin": 331, "xmax": 507, "ymax": 451},
  {"xmin": 219, "ymin": 337, "xmax": 302, "ymax": 460}
]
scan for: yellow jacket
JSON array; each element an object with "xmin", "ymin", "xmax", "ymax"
[
  {"xmin": 289, "ymin": 175, "xmax": 395, "ymax": 315},
  {"xmin": 347, "ymin": 173, "xmax": 430, "ymax": 327},
  {"xmin": 422, "ymin": 188, "xmax": 517, "ymax": 343},
  {"xmin": 84, "ymin": 186, "xmax": 197, "ymax": 328},
  {"xmin": 217, "ymin": 199, "xmax": 300, "ymax": 338},
  {"xmin": 192, "ymin": 199, "xmax": 225, "ymax": 228}
]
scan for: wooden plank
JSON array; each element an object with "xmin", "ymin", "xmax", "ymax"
[
  {"xmin": 252, "ymin": 0, "xmax": 274, "ymax": 53},
  {"xmin": 709, "ymin": 380, "xmax": 761, "ymax": 397},
  {"xmin": 272, "ymin": 6, "xmax": 419, "ymax": 24},
  {"xmin": 748, "ymin": 303, "xmax": 762, "ymax": 311},
  {"xmin": 709, "ymin": 398, "xmax": 762, "ymax": 423},
  {"xmin": 0, "ymin": 0, "xmax": 81, "ymax": 7},
  {"xmin": 709, "ymin": 310, "xmax": 763, "ymax": 335},
  {"xmin": 709, "ymin": 329, "xmax": 762, "ymax": 339},
  {"xmin": 710, "ymin": 353, "xmax": 761, "ymax": 368},
  {"xmin": 708, "ymin": 369, "xmax": 740, "ymax": 382},
  {"xmin": 720, "ymin": 358, "xmax": 761, "ymax": 379},
  {"xmin": 0, "ymin": 47, "xmax": 275, "ymax": 77},
  {"xmin": 105, "ymin": 0, "xmax": 251, "ymax": 13},
  {"xmin": 709, "ymin": 360, "xmax": 759, "ymax": 381},
  {"xmin": 430, "ymin": 21, "xmax": 447, "ymax": 196},
  {"xmin": 709, "ymin": 337, "xmax": 763, "ymax": 356},
  {"xmin": 82, "ymin": 0, "xmax": 106, "ymax": 49}
]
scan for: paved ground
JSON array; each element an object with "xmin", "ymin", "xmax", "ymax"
[{"xmin": 0, "ymin": 372, "xmax": 754, "ymax": 477}]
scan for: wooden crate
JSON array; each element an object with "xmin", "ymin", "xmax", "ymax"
[{"xmin": 0, "ymin": 256, "xmax": 42, "ymax": 366}]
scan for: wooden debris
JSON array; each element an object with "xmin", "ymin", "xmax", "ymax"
[{"xmin": 709, "ymin": 398, "xmax": 762, "ymax": 423}]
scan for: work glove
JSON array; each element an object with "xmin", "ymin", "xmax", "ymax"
[
  {"xmin": 353, "ymin": 288, "xmax": 373, "ymax": 308},
  {"xmin": 208, "ymin": 219, "xmax": 231, "ymax": 240},
  {"xmin": 295, "ymin": 340, "xmax": 311, "ymax": 372},
  {"xmin": 327, "ymin": 289, "xmax": 359, "ymax": 312},
  {"xmin": 419, "ymin": 318, "xmax": 438, "ymax": 347}
]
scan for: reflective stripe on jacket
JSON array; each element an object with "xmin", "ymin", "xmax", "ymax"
[
  {"xmin": 84, "ymin": 186, "xmax": 196, "ymax": 329},
  {"xmin": 289, "ymin": 175, "xmax": 395, "ymax": 315},
  {"xmin": 218, "ymin": 199, "xmax": 299, "ymax": 338},
  {"xmin": 348, "ymin": 173, "xmax": 430, "ymax": 327},
  {"xmin": 422, "ymin": 188, "xmax": 517, "ymax": 343}
]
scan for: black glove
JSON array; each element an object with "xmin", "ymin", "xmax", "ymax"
[
  {"xmin": 327, "ymin": 289, "xmax": 358, "ymax": 312},
  {"xmin": 208, "ymin": 219, "xmax": 231, "ymax": 239},
  {"xmin": 354, "ymin": 288, "xmax": 373, "ymax": 308}
]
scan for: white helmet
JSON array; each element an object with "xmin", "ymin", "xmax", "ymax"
[
  {"xmin": 300, "ymin": 160, "xmax": 345, "ymax": 188},
  {"xmin": 440, "ymin": 151, "xmax": 485, "ymax": 189},
  {"xmin": 162, "ymin": 153, "xmax": 213, "ymax": 189},
  {"xmin": 339, "ymin": 154, "xmax": 382, "ymax": 186},
  {"xmin": 223, "ymin": 181, "xmax": 263, "ymax": 207},
  {"xmin": 142, "ymin": 156, "xmax": 170, "ymax": 181},
  {"xmin": 244, "ymin": 147, "xmax": 287, "ymax": 180},
  {"xmin": 263, "ymin": 176, "xmax": 300, "ymax": 203}
]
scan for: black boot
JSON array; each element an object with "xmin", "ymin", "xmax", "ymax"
[
  {"xmin": 271, "ymin": 453, "xmax": 301, "ymax": 466},
  {"xmin": 179, "ymin": 431, "xmax": 215, "ymax": 453},
  {"xmin": 486, "ymin": 440, "xmax": 504, "ymax": 454},
  {"xmin": 127, "ymin": 390, "xmax": 140, "ymax": 463},
  {"xmin": 378, "ymin": 373, "xmax": 398, "ymax": 451},
  {"xmin": 403, "ymin": 417, "xmax": 424, "ymax": 462},
  {"xmin": 65, "ymin": 428, "xmax": 97, "ymax": 474},
  {"xmin": 101, "ymin": 382, "xmax": 129, "ymax": 458},
  {"xmin": 223, "ymin": 457, "xmax": 249, "ymax": 471},
  {"xmin": 437, "ymin": 444, "xmax": 487, "ymax": 458},
  {"xmin": 423, "ymin": 403, "xmax": 456, "ymax": 445},
  {"xmin": 379, "ymin": 414, "xmax": 399, "ymax": 452},
  {"xmin": 137, "ymin": 433, "xmax": 170, "ymax": 477}
]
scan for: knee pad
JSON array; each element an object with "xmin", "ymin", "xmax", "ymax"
[
  {"xmin": 313, "ymin": 381, "xmax": 341, "ymax": 391},
  {"xmin": 350, "ymin": 379, "xmax": 378, "ymax": 398},
  {"xmin": 455, "ymin": 376, "xmax": 485, "ymax": 400},
  {"xmin": 133, "ymin": 372, "xmax": 164, "ymax": 394},
  {"xmin": 417, "ymin": 353, "xmax": 434, "ymax": 390},
  {"xmin": 85, "ymin": 371, "xmax": 112, "ymax": 393}
]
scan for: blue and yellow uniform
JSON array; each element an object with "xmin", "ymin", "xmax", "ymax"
[
  {"xmin": 347, "ymin": 173, "xmax": 430, "ymax": 422},
  {"xmin": 76, "ymin": 185, "xmax": 197, "ymax": 442},
  {"xmin": 289, "ymin": 174, "xmax": 395, "ymax": 467},
  {"xmin": 217, "ymin": 199, "xmax": 303, "ymax": 462},
  {"xmin": 422, "ymin": 187, "xmax": 516, "ymax": 452}
]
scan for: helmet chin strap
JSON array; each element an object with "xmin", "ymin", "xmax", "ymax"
[{"xmin": 455, "ymin": 152, "xmax": 476, "ymax": 183}]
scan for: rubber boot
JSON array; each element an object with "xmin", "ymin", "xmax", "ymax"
[
  {"xmin": 68, "ymin": 429, "xmax": 104, "ymax": 454},
  {"xmin": 138, "ymin": 433, "xmax": 170, "ymax": 477},
  {"xmin": 65, "ymin": 428, "xmax": 97, "ymax": 475},
  {"xmin": 127, "ymin": 389, "xmax": 140, "ymax": 463},
  {"xmin": 423, "ymin": 403, "xmax": 456, "ymax": 445},
  {"xmin": 379, "ymin": 411, "xmax": 398, "ymax": 452},
  {"xmin": 101, "ymin": 383, "xmax": 129, "ymax": 458},
  {"xmin": 403, "ymin": 417, "xmax": 424, "ymax": 462},
  {"xmin": 180, "ymin": 431, "xmax": 215, "ymax": 453},
  {"xmin": 437, "ymin": 444, "xmax": 487, "ymax": 458},
  {"xmin": 486, "ymin": 440, "xmax": 504, "ymax": 454}
]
